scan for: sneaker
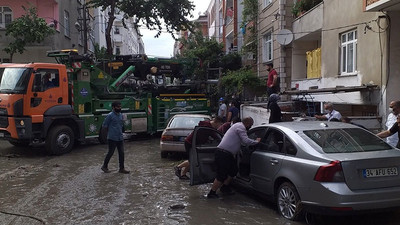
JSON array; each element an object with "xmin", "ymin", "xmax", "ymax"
[
  {"xmin": 101, "ymin": 166, "xmax": 110, "ymax": 173},
  {"xmin": 174, "ymin": 166, "xmax": 182, "ymax": 178},
  {"xmin": 220, "ymin": 185, "xmax": 234, "ymax": 195},
  {"xmin": 207, "ymin": 191, "xmax": 219, "ymax": 199},
  {"xmin": 179, "ymin": 175, "xmax": 190, "ymax": 180},
  {"xmin": 119, "ymin": 168, "xmax": 130, "ymax": 174}
]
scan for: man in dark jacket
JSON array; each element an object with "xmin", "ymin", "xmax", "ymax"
[{"xmin": 267, "ymin": 93, "xmax": 282, "ymax": 123}]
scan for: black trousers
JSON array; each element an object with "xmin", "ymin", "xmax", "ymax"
[{"xmin": 103, "ymin": 140, "xmax": 125, "ymax": 170}]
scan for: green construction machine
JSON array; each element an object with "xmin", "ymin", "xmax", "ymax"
[{"xmin": 0, "ymin": 49, "xmax": 210, "ymax": 155}]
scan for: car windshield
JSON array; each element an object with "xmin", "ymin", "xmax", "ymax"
[
  {"xmin": 169, "ymin": 116, "xmax": 210, "ymax": 129},
  {"xmin": 0, "ymin": 68, "xmax": 31, "ymax": 94},
  {"xmin": 303, "ymin": 128, "xmax": 392, "ymax": 153}
]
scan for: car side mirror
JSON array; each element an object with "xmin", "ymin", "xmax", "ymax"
[{"xmin": 33, "ymin": 73, "xmax": 42, "ymax": 92}]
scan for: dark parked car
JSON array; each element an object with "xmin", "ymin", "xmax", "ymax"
[{"xmin": 189, "ymin": 121, "xmax": 400, "ymax": 220}]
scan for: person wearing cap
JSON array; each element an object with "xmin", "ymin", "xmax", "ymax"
[
  {"xmin": 266, "ymin": 63, "xmax": 279, "ymax": 96},
  {"xmin": 218, "ymin": 98, "xmax": 227, "ymax": 122}
]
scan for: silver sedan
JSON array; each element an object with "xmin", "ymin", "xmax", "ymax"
[
  {"xmin": 189, "ymin": 121, "xmax": 400, "ymax": 221},
  {"xmin": 160, "ymin": 114, "xmax": 211, "ymax": 158}
]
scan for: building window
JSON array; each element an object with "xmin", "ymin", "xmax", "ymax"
[
  {"xmin": 64, "ymin": 10, "xmax": 70, "ymax": 37},
  {"xmin": 340, "ymin": 29, "xmax": 357, "ymax": 74},
  {"xmin": 263, "ymin": 32, "xmax": 272, "ymax": 62},
  {"xmin": 116, "ymin": 47, "xmax": 120, "ymax": 55},
  {"xmin": 263, "ymin": 0, "xmax": 272, "ymax": 8},
  {"xmin": 115, "ymin": 27, "xmax": 120, "ymax": 34},
  {"xmin": 0, "ymin": 6, "xmax": 13, "ymax": 28}
]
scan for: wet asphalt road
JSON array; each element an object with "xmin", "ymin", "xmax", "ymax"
[{"xmin": 1, "ymin": 137, "xmax": 400, "ymax": 225}]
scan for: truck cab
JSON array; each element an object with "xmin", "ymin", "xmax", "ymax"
[{"xmin": 0, "ymin": 63, "xmax": 80, "ymax": 154}]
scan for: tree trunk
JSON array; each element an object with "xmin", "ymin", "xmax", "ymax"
[{"xmin": 105, "ymin": 0, "xmax": 116, "ymax": 56}]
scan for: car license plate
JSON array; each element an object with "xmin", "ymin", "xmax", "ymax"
[
  {"xmin": 0, "ymin": 133, "xmax": 3, "ymax": 138},
  {"xmin": 363, "ymin": 167, "xmax": 398, "ymax": 178}
]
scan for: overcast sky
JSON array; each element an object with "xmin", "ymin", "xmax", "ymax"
[{"xmin": 141, "ymin": 0, "xmax": 211, "ymax": 58}]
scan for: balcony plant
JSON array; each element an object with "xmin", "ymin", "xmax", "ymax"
[{"xmin": 292, "ymin": 0, "xmax": 322, "ymax": 18}]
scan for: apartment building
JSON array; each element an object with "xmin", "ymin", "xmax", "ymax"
[
  {"xmin": 0, "ymin": 0, "xmax": 90, "ymax": 63},
  {"xmin": 365, "ymin": 0, "xmax": 400, "ymax": 116},
  {"xmin": 1, "ymin": 1, "xmax": 144, "ymax": 63}
]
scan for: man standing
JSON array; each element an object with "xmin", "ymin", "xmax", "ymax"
[
  {"xmin": 268, "ymin": 93, "xmax": 282, "ymax": 123},
  {"xmin": 218, "ymin": 98, "xmax": 227, "ymax": 122},
  {"xmin": 315, "ymin": 102, "xmax": 342, "ymax": 122},
  {"xmin": 266, "ymin": 63, "xmax": 279, "ymax": 96},
  {"xmin": 101, "ymin": 101, "xmax": 130, "ymax": 174},
  {"xmin": 386, "ymin": 101, "xmax": 399, "ymax": 147},
  {"xmin": 377, "ymin": 101, "xmax": 400, "ymax": 148},
  {"xmin": 207, "ymin": 117, "xmax": 260, "ymax": 198}
]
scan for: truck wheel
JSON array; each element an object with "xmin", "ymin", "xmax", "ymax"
[
  {"xmin": 8, "ymin": 140, "xmax": 30, "ymax": 147},
  {"xmin": 46, "ymin": 125, "xmax": 74, "ymax": 155},
  {"xmin": 98, "ymin": 126, "xmax": 108, "ymax": 144}
]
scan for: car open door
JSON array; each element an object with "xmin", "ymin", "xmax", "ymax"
[{"xmin": 189, "ymin": 126, "xmax": 223, "ymax": 185}]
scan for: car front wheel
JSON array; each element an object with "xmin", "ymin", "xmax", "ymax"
[{"xmin": 277, "ymin": 182, "xmax": 303, "ymax": 221}]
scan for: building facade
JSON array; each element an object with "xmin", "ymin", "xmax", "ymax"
[{"xmin": 0, "ymin": 0, "xmax": 90, "ymax": 63}]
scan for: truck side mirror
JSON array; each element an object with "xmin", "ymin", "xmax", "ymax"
[{"xmin": 33, "ymin": 73, "xmax": 42, "ymax": 92}]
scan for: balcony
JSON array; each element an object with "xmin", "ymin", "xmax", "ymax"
[
  {"xmin": 292, "ymin": 1, "xmax": 323, "ymax": 41},
  {"xmin": 364, "ymin": 0, "xmax": 400, "ymax": 11}
]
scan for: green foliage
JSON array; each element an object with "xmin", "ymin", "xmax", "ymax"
[
  {"xmin": 241, "ymin": 0, "xmax": 258, "ymax": 61},
  {"xmin": 177, "ymin": 29, "xmax": 224, "ymax": 80},
  {"xmin": 221, "ymin": 53, "xmax": 242, "ymax": 71},
  {"xmin": 292, "ymin": 0, "xmax": 322, "ymax": 17},
  {"xmin": 3, "ymin": 6, "xmax": 55, "ymax": 61},
  {"xmin": 221, "ymin": 67, "xmax": 262, "ymax": 95},
  {"xmin": 93, "ymin": 43, "xmax": 110, "ymax": 61},
  {"xmin": 87, "ymin": 0, "xmax": 195, "ymax": 55},
  {"xmin": 241, "ymin": 0, "xmax": 258, "ymax": 28}
]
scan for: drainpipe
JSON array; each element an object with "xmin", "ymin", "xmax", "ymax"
[{"xmin": 279, "ymin": 0, "xmax": 287, "ymax": 100}]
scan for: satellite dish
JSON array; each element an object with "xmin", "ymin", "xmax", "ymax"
[{"xmin": 276, "ymin": 29, "xmax": 293, "ymax": 46}]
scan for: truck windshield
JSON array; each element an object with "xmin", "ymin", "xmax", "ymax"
[{"xmin": 0, "ymin": 68, "xmax": 31, "ymax": 94}]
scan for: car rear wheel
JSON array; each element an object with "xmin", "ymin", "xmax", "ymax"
[{"xmin": 277, "ymin": 182, "xmax": 303, "ymax": 221}]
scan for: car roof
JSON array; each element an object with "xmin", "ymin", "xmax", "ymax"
[
  {"xmin": 171, "ymin": 114, "xmax": 211, "ymax": 118},
  {"xmin": 255, "ymin": 121, "xmax": 359, "ymax": 132}
]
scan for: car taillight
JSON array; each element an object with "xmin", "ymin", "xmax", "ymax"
[
  {"xmin": 314, "ymin": 160, "xmax": 344, "ymax": 182},
  {"xmin": 161, "ymin": 135, "xmax": 173, "ymax": 141}
]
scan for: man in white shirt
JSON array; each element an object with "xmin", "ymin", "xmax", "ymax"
[
  {"xmin": 315, "ymin": 102, "xmax": 342, "ymax": 121},
  {"xmin": 207, "ymin": 117, "xmax": 260, "ymax": 198},
  {"xmin": 218, "ymin": 98, "xmax": 227, "ymax": 122},
  {"xmin": 385, "ymin": 101, "xmax": 399, "ymax": 147}
]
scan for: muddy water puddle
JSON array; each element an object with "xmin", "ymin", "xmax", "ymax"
[{"xmin": 0, "ymin": 139, "xmax": 399, "ymax": 225}]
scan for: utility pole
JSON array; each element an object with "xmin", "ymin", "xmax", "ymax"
[
  {"xmin": 82, "ymin": 2, "xmax": 88, "ymax": 54},
  {"xmin": 77, "ymin": 0, "xmax": 89, "ymax": 54}
]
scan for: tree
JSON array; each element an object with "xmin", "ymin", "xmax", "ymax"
[
  {"xmin": 221, "ymin": 67, "xmax": 262, "ymax": 96},
  {"xmin": 3, "ymin": 6, "xmax": 55, "ymax": 62},
  {"xmin": 177, "ymin": 29, "xmax": 224, "ymax": 81},
  {"xmin": 241, "ymin": 0, "xmax": 258, "ymax": 62},
  {"xmin": 87, "ymin": 0, "xmax": 195, "ymax": 56}
]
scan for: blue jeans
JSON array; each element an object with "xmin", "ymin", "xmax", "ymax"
[{"xmin": 103, "ymin": 140, "xmax": 125, "ymax": 170}]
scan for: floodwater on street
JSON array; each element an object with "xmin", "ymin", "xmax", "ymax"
[{"xmin": 1, "ymin": 137, "xmax": 400, "ymax": 225}]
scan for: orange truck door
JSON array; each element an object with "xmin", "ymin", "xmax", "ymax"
[{"xmin": 26, "ymin": 66, "xmax": 68, "ymax": 123}]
